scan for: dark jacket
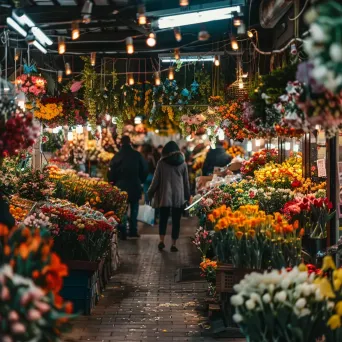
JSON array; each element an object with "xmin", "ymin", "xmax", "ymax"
[
  {"xmin": 202, "ymin": 146, "xmax": 231, "ymax": 176},
  {"xmin": 148, "ymin": 151, "xmax": 190, "ymax": 208},
  {"xmin": 0, "ymin": 196, "xmax": 15, "ymax": 228},
  {"xmin": 108, "ymin": 145, "xmax": 148, "ymax": 202}
]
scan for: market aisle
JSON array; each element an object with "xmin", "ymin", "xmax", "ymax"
[{"xmin": 63, "ymin": 218, "xmax": 244, "ymax": 342}]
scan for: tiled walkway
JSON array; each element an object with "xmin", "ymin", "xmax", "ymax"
[{"xmin": 63, "ymin": 218, "xmax": 244, "ymax": 342}]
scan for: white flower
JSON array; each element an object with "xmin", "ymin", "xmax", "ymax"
[
  {"xmin": 310, "ymin": 23, "xmax": 328, "ymax": 43},
  {"xmin": 281, "ymin": 279, "xmax": 290, "ymax": 290},
  {"xmin": 295, "ymin": 298, "xmax": 306, "ymax": 310},
  {"xmin": 275, "ymin": 291, "xmax": 287, "ymax": 303},
  {"xmin": 231, "ymin": 295, "xmax": 244, "ymax": 306},
  {"xmin": 233, "ymin": 313, "xmax": 243, "ymax": 323},
  {"xmin": 311, "ymin": 64, "xmax": 328, "ymax": 82},
  {"xmin": 329, "ymin": 43, "xmax": 342, "ymax": 63},
  {"xmin": 250, "ymin": 293, "xmax": 261, "ymax": 303},
  {"xmin": 301, "ymin": 284, "xmax": 312, "ymax": 297},
  {"xmin": 315, "ymin": 288, "xmax": 323, "ymax": 301},
  {"xmin": 327, "ymin": 301, "xmax": 335, "ymax": 310},
  {"xmin": 299, "ymin": 308, "xmax": 311, "ymax": 317},
  {"xmin": 246, "ymin": 299, "xmax": 256, "ymax": 310},
  {"xmin": 304, "ymin": 7, "xmax": 318, "ymax": 25},
  {"xmin": 262, "ymin": 293, "xmax": 271, "ymax": 304}
]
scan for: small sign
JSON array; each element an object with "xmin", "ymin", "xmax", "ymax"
[{"xmin": 317, "ymin": 159, "xmax": 326, "ymax": 177}]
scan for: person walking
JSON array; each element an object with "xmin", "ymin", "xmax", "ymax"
[
  {"xmin": 141, "ymin": 144, "xmax": 157, "ymax": 203},
  {"xmin": 148, "ymin": 141, "xmax": 190, "ymax": 252},
  {"xmin": 108, "ymin": 135, "xmax": 148, "ymax": 238},
  {"xmin": 202, "ymin": 139, "xmax": 232, "ymax": 176}
]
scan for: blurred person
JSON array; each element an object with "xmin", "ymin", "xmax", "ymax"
[
  {"xmin": 141, "ymin": 144, "xmax": 157, "ymax": 203},
  {"xmin": 108, "ymin": 135, "xmax": 148, "ymax": 238},
  {"xmin": 154, "ymin": 145, "xmax": 163, "ymax": 161},
  {"xmin": 202, "ymin": 139, "xmax": 232, "ymax": 176},
  {"xmin": 148, "ymin": 141, "xmax": 190, "ymax": 252}
]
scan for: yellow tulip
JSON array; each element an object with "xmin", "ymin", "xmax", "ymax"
[
  {"xmin": 322, "ymin": 256, "xmax": 336, "ymax": 271},
  {"xmin": 298, "ymin": 264, "xmax": 308, "ymax": 272},
  {"xmin": 334, "ymin": 269, "xmax": 342, "ymax": 282},
  {"xmin": 335, "ymin": 301, "xmax": 342, "ymax": 316},
  {"xmin": 327, "ymin": 315, "xmax": 341, "ymax": 330},
  {"xmin": 334, "ymin": 279, "xmax": 342, "ymax": 292},
  {"xmin": 314, "ymin": 277, "xmax": 336, "ymax": 299}
]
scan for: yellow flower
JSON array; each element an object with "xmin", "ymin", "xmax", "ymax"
[
  {"xmin": 322, "ymin": 256, "xmax": 336, "ymax": 271},
  {"xmin": 334, "ymin": 279, "xmax": 342, "ymax": 291},
  {"xmin": 327, "ymin": 315, "xmax": 341, "ymax": 330},
  {"xmin": 333, "ymin": 269, "xmax": 342, "ymax": 282},
  {"xmin": 298, "ymin": 264, "xmax": 307, "ymax": 272},
  {"xmin": 335, "ymin": 301, "xmax": 342, "ymax": 316},
  {"xmin": 314, "ymin": 277, "xmax": 336, "ymax": 299}
]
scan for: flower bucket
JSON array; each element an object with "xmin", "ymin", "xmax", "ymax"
[{"xmin": 60, "ymin": 260, "xmax": 99, "ymax": 315}]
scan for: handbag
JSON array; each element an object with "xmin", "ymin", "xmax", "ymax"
[{"xmin": 137, "ymin": 204, "xmax": 155, "ymax": 226}]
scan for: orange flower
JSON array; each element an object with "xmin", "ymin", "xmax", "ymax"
[
  {"xmin": 32, "ymin": 270, "xmax": 40, "ymax": 279},
  {"xmin": 212, "ymin": 209, "xmax": 221, "ymax": 219},
  {"xmin": 207, "ymin": 214, "xmax": 215, "ymax": 223},
  {"xmin": 19, "ymin": 244, "xmax": 29, "ymax": 259},
  {"xmin": 299, "ymin": 228, "xmax": 305, "ymax": 237},
  {"xmin": 64, "ymin": 301, "xmax": 73, "ymax": 314},
  {"xmin": 293, "ymin": 220, "xmax": 299, "ymax": 230},
  {"xmin": 248, "ymin": 229, "xmax": 256, "ymax": 238},
  {"xmin": 236, "ymin": 231, "xmax": 243, "ymax": 240},
  {"xmin": 4, "ymin": 245, "xmax": 11, "ymax": 256},
  {"xmin": 0, "ymin": 224, "xmax": 9, "ymax": 237}
]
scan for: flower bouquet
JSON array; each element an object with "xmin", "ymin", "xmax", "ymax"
[
  {"xmin": 240, "ymin": 149, "xmax": 278, "ymax": 177},
  {"xmin": 16, "ymin": 73, "xmax": 47, "ymax": 100},
  {"xmin": 200, "ymin": 258, "xmax": 217, "ymax": 295},
  {"xmin": 34, "ymin": 97, "xmax": 63, "ymax": 122},
  {"xmin": 255, "ymin": 187, "xmax": 294, "ymax": 214},
  {"xmin": 191, "ymin": 226, "xmax": 213, "ymax": 257}
]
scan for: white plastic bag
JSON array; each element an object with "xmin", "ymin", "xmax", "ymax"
[{"xmin": 137, "ymin": 204, "xmax": 155, "ymax": 226}]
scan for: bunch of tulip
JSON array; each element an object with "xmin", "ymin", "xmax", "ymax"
[
  {"xmin": 200, "ymin": 258, "xmax": 217, "ymax": 294},
  {"xmin": 231, "ymin": 262, "xmax": 331, "ymax": 342},
  {"xmin": 40, "ymin": 202, "xmax": 115, "ymax": 261},
  {"xmin": 208, "ymin": 205, "xmax": 302, "ymax": 269},
  {"xmin": 240, "ymin": 149, "xmax": 278, "ymax": 177},
  {"xmin": 282, "ymin": 194, "xmax": 334, "ymax": 238},
  {"xmin": 191, "ymin": 226, "xmax": 213, "ymax": 257},
  {"xmin": 227, "ymin": 145, "xmax": 245, "ymax": 158},
  {"xmin": 253, "ymin": 153, "xmax": 302, "ymax": 188}
]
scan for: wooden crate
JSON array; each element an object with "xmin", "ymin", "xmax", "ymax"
[{"xmin": 216, "ymin": 264, "xmax": 251, "ymax": 294}]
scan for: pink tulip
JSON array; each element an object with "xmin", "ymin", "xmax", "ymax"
[
  {"xmin": 11, "ymin": 322, "xmax": 26, "ymax": 334},
  {"xmin": 9, "ymin": 311, "xmax": 19, "ymax": 321},
  {"xmin": 27, "ymin": 309, "xmax": 41, "ymax": 321},
  {"xmin": 1, "ymin": 286, "xmax": 10, "ymax": 301}
]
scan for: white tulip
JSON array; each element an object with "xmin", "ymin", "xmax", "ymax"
[
  {"xmin": 311, "ymin": 64, "xmax": 328, "ymax": 82},
  {"xmin": 295, "ymin": 298, "xmax": 306, "ymax": 310},
  {"xmin": 275, "ymin": 291, "xmax": 287, "ymax": 302},
  {"xmin": 304, "ymin": 7, "xmax": 318, "ymax": 24},
  {"xmin": 310, "ymin": 23, "xmax": 328, "ymax": 43},
  {"xmin": 231, "ymin": 295, "xmax": 244, "ymax": 306},
  {"xmin": 315, "ymin": 288, "xmax": 323, "ymax": 301},
  {"xmin": 329, "ymin": 43, "xmax": 342, "ymax": 62},
  {"xmin": 233, "ymin": 313, "xmax": 243, "ymax": 323},
  {"xmin": 262, "ymin": 293, "xmax": 271, "ymax": 304},
  {"xmin": 281, "ymin": 278, "xmax": 290, "ymax": 290},
  {"xmin": 299, "ymin": 308, "xmax": 311, "ymax": 317},
  {"xmin": 246, "ymin": 299, "xmax": 256, "ymax": 310},
  {"xmin": 250, "ymin": 293, "xmax": 261, "ymax": 303}
]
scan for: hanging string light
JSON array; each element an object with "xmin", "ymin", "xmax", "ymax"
[
  {"xmin": 214, "ymin": 55, "xmax": 220, "ymax": 66},
  {"xmin": 174, "ymin": 48, "xmax": 180, "ymax": 60},
  {"xmin": 128, "ymin": 74, "xmax": 134, "ymax": 85},
  {"xmin": 155, "ymin": 72, "xmax": 161, "ymax": 86},
  {"xmin": 14, "ymin": 49, "xmax": 20, "ymax": 61},
  {"xmin": 57, "ymin": 70, "xmax": 63, "ymax": 83},
  {"xmin": 146, "ymin": 32, "xmax": 156, "ymax": 47},
  {"xmin": 247, "ymin": 30, "xmax": 254, "ymax": 38},
  {"xmin": 71, "ymin": 21, "xmax": 80, "ymax": 40},
  {"xmin": 126, "ymin": 37, "xmax": 134, "ymax": 54},
  {"xmin": 179, "ymin": 0, "xmax": 189, "ymax": 6},
  {"xmin": 65, "ymin": 63, "xmax": 72, "ymax": 75},
  {"xmin": 231, "ymin": 36, "xmax": 239, "ymax": 50},
  {"xmin": 174, "ymin": 27, "xmax": 182, "ymax": 42},
  {"xmin": 90, "ymin": 52, "xmax": 96, "ymax": 66},
  {"xmin": 137, "ymin": 4, "xmax": 147, "ymax": 25},
  {"xmin": 58, "ymin": 36, "xmax": 66, "ymax": 54},
  {"xmin": 168, "ymin": 67, "xmax": 174, "ymax": 80}
]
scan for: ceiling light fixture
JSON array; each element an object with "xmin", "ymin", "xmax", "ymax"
[
  {"xmin": 146, "ymin": 32, "xmax": 156, "ymax": 47},
  {"xmin": 168, "ymin": 67, "xmax": 174, "ymax": 80},
  {"xmin": 90, "ymin": 52, "xmax": 96, "ymax": 66},
  {"xmin": 57, "ymin": 70, "xmax": 63, "ymax": 83},
  {"xmin": 174, "ymin": 27, "xmax": 182, "ymax": 42},
  {"xmin": 126, "ymin": 37, "xmax": 134, "ymax": 54},
  {"xmin": 157, "ymin": 6, "xmax": 239, "ymax": 29},
  {"xmin": 12, "ymin": 10, "xmax": 35, "ymax": 28},
  {"xmin": 31, "ymin": 40, "xmax": 47, "ymax": 54},
  {"xmin": 82, "ymin": 0, "xmax": 93, "ymax": 24},
  {"xmin": 214, "ymin": 55, "xmax": 220, "ymax": 66},
  {"xmin": 128, "ymin": 74, "xmax": 134, "ymax": 85},
  {"xmin": 71, "ymin": 21, "xmax": 80, "ymax": 40},
  {"xmin": 58, "ymin": 36, "xmax": 66, "ymax": 54},
  {"xmin": 6, "ymin": 17, "xmax": 27, "ymax": 37},
  {"xmin": 31, "ymin": 27, "xmax": 53, "ymax": 46},
  {"xmin": 155, "ymin": 72, "xmax": 161, "ymax": 86},
  {"xmin": 65, "ymin": 62, "xmax": 72, "ymax": 75},
  {"xmin": 174, "ymin": 48, "xmax": 180, "ymax": 60},
  {"xmin": 179, "ymin": 0, "xmax": 189, "ymax": 6},
  {"xmin": 137, "ymin": 4, "xmax": 147, "ymax": 25}
]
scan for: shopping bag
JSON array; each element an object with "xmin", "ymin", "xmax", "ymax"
[{"xmin": 137, "ymin": 204, "xmax": 155, "ymax": 226}]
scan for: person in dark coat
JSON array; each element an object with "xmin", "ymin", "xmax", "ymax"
[
  {"xmin": 108, "ymin": 135, "xmax": 148, "ymax": 238},
  {"xmin": 148, "ymin": 141, "xmax": 190, "ymax": 252},
  {"xmin": 202, "ymin": 139, "xmax": 232, "ymax": 176}
]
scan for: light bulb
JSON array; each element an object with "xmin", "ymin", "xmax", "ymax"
[
  {"xmin": 58, "ymin": 36, "xmax": 66, "ymax": 54},
  {"xmin": 214, "ymin": 55, "xmax": 220, "ymax": 66},
  {"xmin": 247, "ymin": 30, "xmax": 253, "ymax": 38},
  {"xmin": 134, "ymin": 116, "xmax": 142, "ymax": 124},
  {"xmin": 146, "ymin": 32, "xmax": 156, "ymax": 47},
  {"xmin": 155, "ymin": 72, "xmax": 161, "ymax": 86},
  {"xmin": 126, "ymin": 37, "xmax": 134, "ymax": 54},
  {"xmin": 231, "ymin": 38, "xmax": 239, "ymax": 50},
  {"xmin": 174, "ymin": 27, "xmax": 182, "ymax": 42},
  {"xmin": 14, "ymin": 50, "xmax": 20, "ymax": 61},
  {"xmin": 128, "ymin": 74, "xmax": 134, "ymax": 85},
  {"xmin": 180, "ymin": 0, "xmax": 189, "ymax": 6},
  {"xmin": 57, "ymin": 70, "xmax": 63, "ymax": 83},
  {"xmin": 168, "ymin": 67, "xmax": 174, "ymax": 80},
  {"xmin": 174, "ymin": 48, "xmax": 180, "ymax": 60},
  {"xmin": 137, "ymin": 4, "xmax": 146, "ymax": 25},
  {"xmin": 233, "ymin": 14, "xmax": 241, "ymax": 27},
  {"xmin": 65, "ymin": 62, "xmax": 72, "ymax": 75},
  {"xmin": 90, "ymin": 52, "xmax": 96, "ymax": 66},
  {"xmin": 71, "ymin": 21, "xmax": 80, "ymax": 40}
]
